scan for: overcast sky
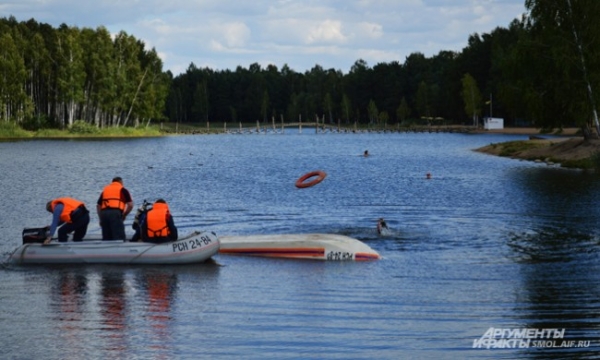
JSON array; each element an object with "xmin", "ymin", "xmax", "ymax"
[{"xmin": 2, "ymin": 0, "xmax": 526, "ymax": 75}]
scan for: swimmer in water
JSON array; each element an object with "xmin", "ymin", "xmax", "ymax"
[{"xmin": 377, "ymin": 218, "xmax": 389, "ymax": 235}]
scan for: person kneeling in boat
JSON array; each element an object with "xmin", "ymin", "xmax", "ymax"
[
  {"xmin": 44, "ymin": 197, "xmax": 90, "ymax": 244},
  {"xmin": 140, "ymin": 199, "xmax": 178, "ymax": 243}
]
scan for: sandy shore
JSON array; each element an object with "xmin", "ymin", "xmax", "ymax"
[{"xmin": 474, "ymin": 126, "xmax": 600, "ymax": 168}]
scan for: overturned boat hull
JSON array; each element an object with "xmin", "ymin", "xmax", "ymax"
[{"xmin": 219, "ymin": 233, "xmax": 380, "ymax": 261}]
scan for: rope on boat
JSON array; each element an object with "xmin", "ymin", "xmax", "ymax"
[
  {"xmin": 17, "ymin": 244, "xmax": 31, "ymax": 265},
  {"xmin": 127, "ymin": 230, "xmax": 203, "ymax": 263},
  {"xmin": 2, "ymin": 244, "xmax": 30, "ymax": 267},
  {"xmin": 128, "ymin": 242, "xmax": 159, "ymax": 264}
]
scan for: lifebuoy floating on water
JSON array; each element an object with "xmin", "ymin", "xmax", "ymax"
[{"xmin": 295, "ymin": 170, "xmax": 327, "ymax": 188}]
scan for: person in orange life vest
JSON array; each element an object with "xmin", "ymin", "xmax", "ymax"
[
  {"xmin": 96, "ymin": 177, "xmax": 133, "ymax": 240},
  {"xmin": 140, "ymin": 199, "xmax": 178, "ymax": 243},
  {"xmin": 43, "ymin": 197, "xmax": 90, "ymax": 244}
]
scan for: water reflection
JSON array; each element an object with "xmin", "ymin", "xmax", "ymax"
[
  {"xmin": 99, "ymin": 271, "xmax": 128, "ymax": 352},
  {"xmin": 137, "ymin": 269, "xmax": 178, "ymax": 358},
  {"xmin": 515, "ymin": 245, "xmax": 600, "ymax": 359},
  {"xmin": 511, "ymin": 167, "xmax": 600, "ymax": 230},
  {"xmin": 52, "ymin": 271, "xmax": 88, "ymax": 317},
  {"xmin": 508, "ymin": 228, "xmax": 599, "ymax": 264},
  {"xmin": 505, "ymin": 168, "xmax": 600, "ymax": 357},
  {"xmin": 42, "ymin": 266, "xmax": 196, "ymax": 359},
  {"xmin": 49, "ymin": 271, "xmax": 89, "ymax": 360}
]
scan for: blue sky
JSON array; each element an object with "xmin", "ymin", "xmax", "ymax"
[{"xmin": 1, "ymin": 0, "xmax": 526, "ymax": 75}]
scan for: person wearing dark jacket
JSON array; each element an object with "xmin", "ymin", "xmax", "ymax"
[
  {"xmin": 140, "ymin": 199, "xmax": 178, "ymax": 243},
  {"xmin": 44, "ymin": 197, "xmax": 90, "ymax": 244},
  {"xmin": 97, "ymin": 177, "xmax": 133, "ymax": 240}
]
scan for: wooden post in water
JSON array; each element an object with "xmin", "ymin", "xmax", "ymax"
[
  {"xmin": 299, "ymin": 114, "xmax": 302, "ymax": 134},
  {"xmin": 224, "ymin": 122, "xmax": 227, "ymax": 133},
  {"xmin": 239, "ymin": 122, "xmax": 242, "ymax": 133},
  {"xmin": 281, "ymin": 114, "xmax": 284, "ymax": 134},
  {"xmin": 207, "ymin": 121, "xmax": 210, "ymax": 133},
  {"xmin": 256, "ymin": 120, "xmax": 260, "ymax": 133},
  {"xmin": 315, "ymin": 114, "xmax": 318, "ymax": 134}
]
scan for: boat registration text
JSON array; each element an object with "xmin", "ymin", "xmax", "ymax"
[
  {"xmin": 173, "ymin": 235, "xmax": 213, "ymax": 253},
  {"xmin": 326, "ymin": 251, "xmax": 354, "ymax": 261}
]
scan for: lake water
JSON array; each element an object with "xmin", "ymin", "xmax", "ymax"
[{"xmin": 1, "ymin": 130, "xmax": 599, "ymax": 359}]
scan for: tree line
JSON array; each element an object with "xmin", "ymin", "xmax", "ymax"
[
  {"xmin": 2, "ymin": 1, "xmax": 600, "ymax": 136},
  {"xmin": 0, "ymin": 16, "xmax": 169, "ymax": 130}
]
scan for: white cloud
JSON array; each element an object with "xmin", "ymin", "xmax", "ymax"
[
  {"xmin": 221, "ymin": 22, "xmax": 252, "ymax": 48},
  {"xmin": 305, "ymin": 20, "xmax": 347, "ymax": 44},
  {"xmin": 356, "ymin": 22, "xmax": 383, "ymax": 40}
]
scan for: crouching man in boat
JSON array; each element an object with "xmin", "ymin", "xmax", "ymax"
[
  {"xmin": 140, "ymin": 199, "xmax": 178, "ymax": 243},
  {"xmin": 44, "ymin": 197, "xmax": 90, "ymax": 244}
]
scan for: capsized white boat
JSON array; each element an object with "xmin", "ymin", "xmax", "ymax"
[
  {"xmin": 9, "ymin": 231, "xmax": 219, "ymax": 265},
  {"xmin": 219, "ymin": 233, "xmax": 380, "ymax": 261}
]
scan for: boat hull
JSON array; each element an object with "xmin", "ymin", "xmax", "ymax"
[
  {"xmin": 9, "ymin": 231, "xmax": 219, "ymax": 265},
  {"xmin": 219, "ymin": 233, "xmax": 380, "ymax": 261}
]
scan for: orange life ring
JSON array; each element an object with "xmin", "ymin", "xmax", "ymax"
[{"xmin": 295, "ymin": 170, "xmax": 327, "ymax": 188}]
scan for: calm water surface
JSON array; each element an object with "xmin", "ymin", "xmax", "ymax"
[{"xmin": 1, "ymin": 131, "xmax": 599, "ymax": 359}]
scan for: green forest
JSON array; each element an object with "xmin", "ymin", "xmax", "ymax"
[{"xmin": 1, "ymin": 0, "xmax": 600, "ymax": 136}]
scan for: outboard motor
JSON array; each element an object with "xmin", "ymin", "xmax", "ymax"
[{"xmin": 22, "ymin": 227, "xmax": 49, "ymax": 244}]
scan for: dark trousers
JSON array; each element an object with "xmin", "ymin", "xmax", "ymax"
[
  {"xmin": 100, "ymin": 208, "xmax": 126, "ymax": 240},
  {"xmin": 58, "ymin": 208, "xmax": 90, "ymax": 242},
  {"xmin": 145, "ymin": 236, "xmax": 171, "ymax": 244}
]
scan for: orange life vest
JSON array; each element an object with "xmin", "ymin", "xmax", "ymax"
[
  {"xmin": 100, "ymin": 181, "xmax": 125, "ymax": 211},
  {"xmin": 146, "ymin": 202, "xmax": 171, "ymax": 238},
  {"xmin": 50, "ymin": 197, "xmax": 84, "ymax": 223}
]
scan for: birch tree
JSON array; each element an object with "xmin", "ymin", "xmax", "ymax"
[
  {"xmin": 0, "ymin": 32, "xmax": 29, "ymax": 122},
  {"xmin": 461, "ymin": 73, "xmax": 482, "ymax": 127},
  {"xmin": 55, "ymin": 26, "xmax": 85, "ymax": 127},
  {"xmin": 525, "ymin": 0, "xmax": 600, "ymax": 137}
]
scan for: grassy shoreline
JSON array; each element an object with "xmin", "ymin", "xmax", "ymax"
[
  {"xmin": 0, "ymin": 120, "xmax": 582, "ymax": 139},
  {"xmin": 0, "ymin": 121, "xmax": 581, "ymax": 139},
  {"xmin": 0, "ymin": 122, "xmax": 163, "ymax": 139}
]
